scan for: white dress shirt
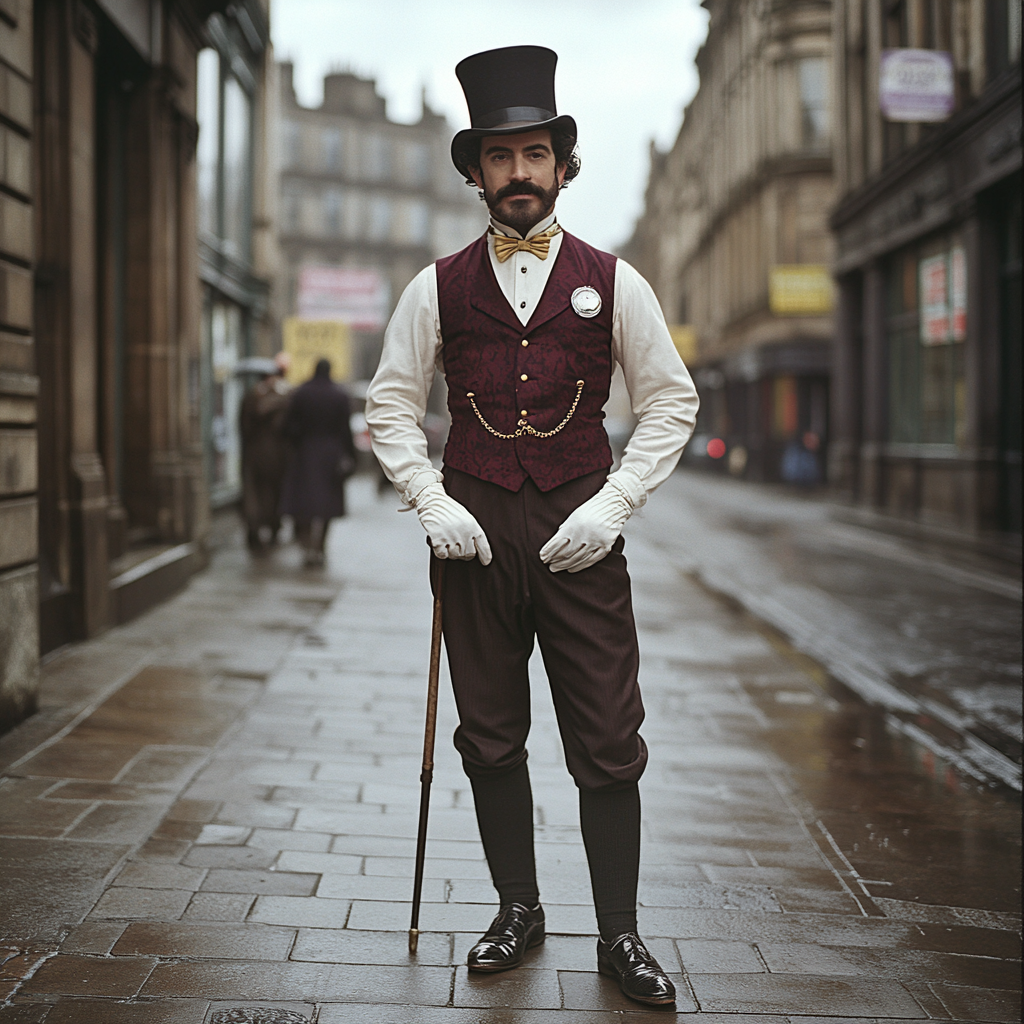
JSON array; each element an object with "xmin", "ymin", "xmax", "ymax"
[
  {"xmin": 366, "ymin": 215, "xmax": 699, "ymax": 509},
  {"xmin": 488, "ymin": 211, "xmax": 564, "ymax": 325}
]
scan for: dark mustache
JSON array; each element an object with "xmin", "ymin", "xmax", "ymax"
[{"xmin": 495, "ymin": 182, "xmax": 545, "ymax": 200}]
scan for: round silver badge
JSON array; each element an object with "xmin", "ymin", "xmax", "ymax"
[{"xmin": 571, "ymin": 286, "xmax": 602, "ymax": 318}]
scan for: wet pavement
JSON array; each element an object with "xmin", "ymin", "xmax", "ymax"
[
  {"xmin": 637, "ymin": 473, "xmax": 1022, "ymax": 790},
  {"xmin": 0, "ymin": 474, "xmax": 1020, "ymax": 1022}
]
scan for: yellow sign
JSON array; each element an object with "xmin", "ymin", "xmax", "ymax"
[
  {"xmin": 668, "ymin": 324, "xmax": 697, "ymax": 364},
  {"xmin": 282, "ymin": 318, "xmax": 352, "ymax": 385},
  {"xmin": 769, "ymin": 265, "xmax": 834, "ymax": 314}
]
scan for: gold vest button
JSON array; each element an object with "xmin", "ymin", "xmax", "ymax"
[{"xmin": 520, "ymin": 374, "xmax": 528, "ymax": 381}]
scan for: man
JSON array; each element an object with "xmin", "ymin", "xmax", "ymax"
[
  {"xmin": 240, "ymin": 353, "xmax": 292, "ymax": 550},
  {"xmin": 366, "ymin": 46, "xmax": 697, "ymax": 1006},
  {"xmin": 280, "ymin": 358, "xmax": 356, "ymax": 567}
]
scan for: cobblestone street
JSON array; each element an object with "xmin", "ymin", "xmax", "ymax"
[{"xmin": 1, "ymin": 476, "xmax": 1020, "ymax": 1022}]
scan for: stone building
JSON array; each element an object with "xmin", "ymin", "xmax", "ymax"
[
  {"xmin": 829, "ymin": 0, "xmax": 1021, "ymax": 539},
  {"xmin": 276, "ymin": 65, "xmax": 482, "ymax": 383},
  {"xmin": 624, "ymin": 0, "xmax": 835, "ymax": 483},
  {"xmin": 0, "ymin": 0, "xmax": 273, "ymax": 732}
]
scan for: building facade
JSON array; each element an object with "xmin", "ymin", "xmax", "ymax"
[
  {"xmin": 196, "ymin": 4, "xmax": 275, "ymax": 507},
  {"xmin": 624, "ymin": 0, "xmax": 835, "ymax": 483},
  {"xmin": 829, "ymin": 0, "xmax": 1021, "ymax": 538},
  {"xmin": 276, "ymin": 65, "xmax": 481, "ymax": 384},
  {"xmin": 0, "ymin": 0, "xmax": 273, "ymax": 733},
  {"xmin": 0, "ymin": 0, "xmax": 36, "ymax": 727}
]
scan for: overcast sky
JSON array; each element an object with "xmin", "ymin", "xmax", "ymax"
[{"xmin": 271, "ymin": 0, "xmax": 709, "ymax": 252}]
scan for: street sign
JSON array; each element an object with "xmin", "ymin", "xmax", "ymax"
[
  {"xmin": 297, "ymin": 266, "xmax": 391, "ymax": 331},
  {"xmin": 769, "ymin": 265, "xmax": 833, "ymax": 314},
  {"xmin": 879, "ymin": 49, "xmax": 955, "ymax": 122},
  {"xmin": 282, "ymin": 317, "xmax": 352, "ymax": 383}
]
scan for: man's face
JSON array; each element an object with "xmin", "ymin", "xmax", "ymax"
[{"xmin": 469, "ymin": 129, "xmax": 566, "ymax": 235}]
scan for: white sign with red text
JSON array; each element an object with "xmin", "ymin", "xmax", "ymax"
[
  {"xmin": 297, "ymin": 266, "xmax": 390, "ymax": 331},
  {"xmin": 919, "ymin": 247, "xmax": 967, "ymax": 345}
]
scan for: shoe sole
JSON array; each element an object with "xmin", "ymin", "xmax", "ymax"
[
  {"xmin": 597, "ymin": 958, "xmax": 676, "ymax": 1006},
  {"xmin": 467, "ymin": 928, "xmax": 546, "ymax": 972}
]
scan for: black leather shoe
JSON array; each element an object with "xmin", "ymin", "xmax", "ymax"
[
  {"xmin": 597, "ymin": 932, "xmax": 676, "ymax": 1005},
  {"xmin": 467, "ymin": 903, "xmax": 545, "ymax": 972}
]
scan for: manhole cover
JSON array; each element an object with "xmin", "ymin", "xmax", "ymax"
[{"xmin": 210, "ymin": 1011, "xmax": 310, "ymax": 1024}]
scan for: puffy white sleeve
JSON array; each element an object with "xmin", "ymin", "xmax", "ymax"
[
  {"xmin": 365, "ymin": 264, "xmax": 445, "ymax": 505},
  {"xmin": 608, "ymin": 259, "xmax": 699, "ymax": 507}
]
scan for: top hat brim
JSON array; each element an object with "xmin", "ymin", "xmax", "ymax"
[{"xmin": 451, "ymin": 114, "xmax": 577, "ymax": 178}]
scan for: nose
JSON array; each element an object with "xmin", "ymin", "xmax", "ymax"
[{"xmin": 509, "ymin": 153, "xmax": 532, "ymax": 180}]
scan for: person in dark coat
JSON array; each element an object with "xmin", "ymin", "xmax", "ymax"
[
  {"xmin": 280, "ymin": 358, "xmax": 356, "ymax": 566},
  {"xmin": 240, "ymin": 358, "xmax": 292, "ymax": 550}
]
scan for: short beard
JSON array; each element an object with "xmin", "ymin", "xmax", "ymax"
[{"xmin": 483, "ymin": 179, "xmax": 560, "ymax": 236}]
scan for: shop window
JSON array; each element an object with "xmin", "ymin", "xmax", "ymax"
[
  {"xmin": 222, "ymin": 77, "xmax": 252, "ymax": 259},
  {"xmin": 196, "ymin": 47, "xmax": 253, "ymax": 262},
  {"xmin": 206, "ymin": 298, "xmax": 245, "ymax": 502},
  {"xmin": 772, "ymin": 376, "xmax": 799, "ymax": 437},
  {"xmin": 798, "ymin": 58, "xmax": 829, "ymax": 149},
  {"xmin": 196, "ymin": 49, "xmax": 220, "ymax": 238},
  {"xmin": 887, "ymin": 237, "xmax": 967, "ymax": 446}
]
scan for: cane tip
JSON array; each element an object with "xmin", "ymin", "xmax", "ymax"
[{"xmin": 408, "ymin": 928, "xmax": 419, "ymax": 954}]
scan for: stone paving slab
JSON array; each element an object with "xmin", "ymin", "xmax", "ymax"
[
  {"xmin": 688, "ymin": 972, "xmax": 925, "ymax": 1016},
  {"xmin": 25, "ymin": 1001, "xmax": 211, "ymax": 1024},
  {"xmin": 0, "ymin": 478, "xmax": 1019, "ymax": 1020},
  {"xmin": 20, "ymin": 954, "xmax": 157, "ymax": 998},
  {"xmin": 112, "ymin": 922, "xmax": 297, "ymax": 960},
  {"xmin": 140, "ymin": 959, "xmax": 454, "ymax": 1003}
]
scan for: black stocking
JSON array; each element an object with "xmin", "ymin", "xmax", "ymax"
[
  {"xmin": 580, "ymin": 783, "xmax": 640, "ymax": 941},
  {"xmin": 468, "ymin": 760, "xmax": 539, "ymax": 907}
]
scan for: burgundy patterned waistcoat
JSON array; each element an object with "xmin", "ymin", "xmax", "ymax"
[{"xmin": 436, "ymin": 231, "xmax": 617, "ymax": 492}]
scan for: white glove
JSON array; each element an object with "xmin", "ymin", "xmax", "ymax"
[
  {"xmin": 539, "ymin": 475, "xmax": 639, "ymax": 573},
  {"xmin": 411, "ymin": 481, "xmax": 492, "ymax": 564}
]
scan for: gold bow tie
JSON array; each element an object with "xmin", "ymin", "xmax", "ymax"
[{"xmin": 492, "ymin": 225, "xmax": 561, "ymax": 263}]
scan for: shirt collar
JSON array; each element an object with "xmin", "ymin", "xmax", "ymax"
[{"xmin": 489, "ymin": 210, "xmax": 559, "ymax": 241}]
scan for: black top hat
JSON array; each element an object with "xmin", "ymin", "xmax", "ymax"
[{"xmin": 451, "ymin": 45, "xmax": 577, "ymax": 177}]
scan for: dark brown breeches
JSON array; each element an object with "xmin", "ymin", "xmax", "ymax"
[{"xmin": 436, "ymin": 467, "xmax": 647, "ymax": 792}]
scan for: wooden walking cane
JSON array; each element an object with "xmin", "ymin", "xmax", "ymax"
[{"xmin": 409, "ymin": 558, "xmax": 446, "ymax": 954}]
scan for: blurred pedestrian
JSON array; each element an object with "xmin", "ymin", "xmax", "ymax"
[
  {"xmin": 240, "ymin": 352, "xmax": 292, "ymax": 550},
  {"xmin": 366, "ymin": 46, "xmax": 698, "ymax": 1006},
  {"xmin": 280, "ymin": 358, "xmax": 356, "ymax": 567}
]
